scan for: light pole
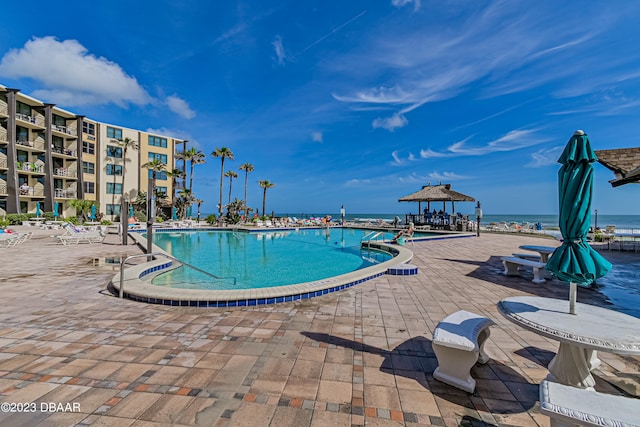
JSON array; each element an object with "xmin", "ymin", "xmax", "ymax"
[
  {"xmin": 475, "ymin": 201, "xmax": 482, "ymax": 237},
  {"xmin": 594, "ymin": 209, "xmax": 598, "ymax": 230},
  {"xmin": 340, "ymin": 205, "xmax": 345, "ymax": 226}
]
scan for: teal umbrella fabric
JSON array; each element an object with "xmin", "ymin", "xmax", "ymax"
[
  {"xmin": 129, "ymin": 204, "xmax": 134, "ymax": 218},
  {"xmin": 89, "ymin": 205, "xmax": 96, "ymax": 220},
  {"xmin": 53, "ymin": 202, "xmax": 59, "ymax": 218},
  {"xmin": 546, "ymin": 131, "xmax": 612, "ymax": 311},
  {"xmin": 172, "ymin": 207, "xmax": 177, "ymax": 220},
  {"xmin": 35, "ymin": 202, "xmax": 42, "ymax": 217}
]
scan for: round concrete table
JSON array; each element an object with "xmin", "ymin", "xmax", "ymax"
[{"xmin": 497, "ymin": 296, "xmax": 640, "ymax": 389}]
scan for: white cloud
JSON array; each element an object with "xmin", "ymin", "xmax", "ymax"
[
  {"xmin": 527, "ymin": 146, "xmax": 563, "ymax": 167},
  {"xmin": 272, "ymin": 35, "xmax": 287, "ymax": 66},
  {"xmin": 373, "ymin": 113, "xmax": 408, "ymax": 131},
  {"xmin": 166, "ymin": 95, "xmax": 196, "ymax": 120},
  {"xmin": 390, "ymin": 150, "xmax": 403, "ymax": 165},
  {"xmin": 311, "ymin": 132, "xmax": 323, "ymax": 143},
  {"xmin": 427, "ymin": 171, "xmax": 470, "ymax": 181},
  {"xmin": 391, "ymin": 0, "xmax": 421, "ymax": 11},
  {"xmin": 421, "ymin": 130, "xmax": 547, "ymax": 158},
  {"xmin": 344, "ymin": 178, "xmax": 372, "ymax": 187},
  {"xmin": 0, "ymin": 36, "xmax": 150, "ymax": 107}
]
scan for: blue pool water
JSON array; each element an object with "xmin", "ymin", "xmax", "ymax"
[{"xmin": 150, "ymin": 228, "xmax": 409, "ymax": 290}]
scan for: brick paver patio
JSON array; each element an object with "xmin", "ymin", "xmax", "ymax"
[{"xmin": 0, "ymin": 226, "xmax": 638, "ymax": 426}]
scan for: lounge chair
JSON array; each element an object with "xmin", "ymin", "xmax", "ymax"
[{"xmin": 56, "ymin": 224, "xmax": 104, "ymax": 245}]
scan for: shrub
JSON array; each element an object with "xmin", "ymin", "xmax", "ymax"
[
  {"xmin": 6, "ymin": 213, "xmax": 30, "ymax": 225},
  {"xmin": 205, "ymin": 214, "xmax": 217, "ymax": 225},
  {"xmin": 0, "ymin": 217, "xmax": 10, "ymax": 229}
]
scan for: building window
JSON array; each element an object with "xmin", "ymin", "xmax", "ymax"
[
  {"xmin": 107, "ymin": 126, "xmax": 123, "ymax": 140},
  {"xmin": 82, "ymin": 141, "xmax": 95, "ymax": 154},
  {"xmin": 148, "ymin": 169, "xmax": 167, "ymax": 180},
  {"xmin": 83, "ymin": 181, "xmax": 95, "ymax": 194},
  {"xmin": 16, "ymin": 101, "xmax": 31, "ymax": 116},
  {"xmin": 148, "ymin": 152, "xmax": 168, "ymax": 164},
  {"xmin": 106, "ymin": 183, "xmax": 123, "ymax": 194},
  {"xmin": 107, "ymin": 146, "xmax": 123, "ymax": 158},
  {"xmin": 82, "ymin": 121, "xmax": 95, "ymax": 136},
  {"xmin": 52, "ymin": 136, "xmax": 64, "ymax": 153},
  {"xmin": 82, "ymin": 161, "xmax": 95, "ymax": 174},
  {"xmin": 106, "ymin": 204, "xmax": 121, "ymax": 216},
  {"xmin": 156, "ymin": 186, "xmax": 168, "ymax": 196},
  {"xmin": 52, "ymin": 114, "xmax": 66, "ymax": 127},
  {"xmin": 16, "ymin": 126, "xmax": 28, "ymax": 143},
  {"xmin": 148, "ymin": 135, "xmax": 168, "ymax": 147},
  {"xmin": 106, "ymin": 164, "xmax": 123, "ymax": 175}
]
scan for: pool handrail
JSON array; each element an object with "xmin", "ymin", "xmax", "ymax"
[{"xmin": 119, "ymin": 252, "xmax": 236, "ymax": 298}]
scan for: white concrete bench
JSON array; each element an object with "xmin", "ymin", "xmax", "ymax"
[
  {"xmin": 432, "ymin": 310, "xmax": 494, "ymax": 393},
  {"xmin": 501, "ymin": 256, "xmax": 546, "ymax": 284},
  {"xmin": 512, "ymin": 253, "xmax": 542, "ymax": 262},
  {"xmin": 539, "ymin": 380, "xmax": 640, "ymax": 427}
]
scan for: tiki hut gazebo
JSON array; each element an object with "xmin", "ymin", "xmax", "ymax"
[{"xmin": 398, "ymin": 183, "xmax": 476, "ymax": 228}]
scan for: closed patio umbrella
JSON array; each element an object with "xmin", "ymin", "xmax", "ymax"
[
  {"xmin": 129, "ymin": 204, "xmax": 134, "ymax": 219},
  {"xmin": 53, "ymin": 202, "xmax": 59, "ymax": 218},
  {"xmin": 89, "ymin": 205, "xmax": 96, "ymax": 221},
  {"xmin": 172, "ymin": 207, "xmax": 177, "ymax": 220},
  {"xmin": 545, "ymin": 130, "xmax": 612, "ymax": 314},
  {"xmin": 35, "ymin": 202, "xmax": 42, "ymax": 217}
]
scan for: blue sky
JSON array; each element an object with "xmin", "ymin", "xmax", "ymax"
[{"xmin": 2, "ymin": 1, "xmax": 640, "ymax": 216}]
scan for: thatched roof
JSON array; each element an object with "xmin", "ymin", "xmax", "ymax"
[
  {"xmin": 398, "ymin": 183, "xmax": 475, "ymax": 203},
  {"xmin": 595, "ymin": 148, "xmax": 640, "ymax": 187}
]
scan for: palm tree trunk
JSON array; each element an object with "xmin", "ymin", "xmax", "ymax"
[
  {"xmin": 262, "ymin": 188, "xmax": 267, "ymax": 216},
  {"xmin": 219, "ymin": 158, "xmax": 225, "ymax": 215},
  {"xmin": 244, "ymin": 172, "xmax": 248, "ymax": 217},
  {"xmin": 228, "ymin": 177, "xmax": 233, "ymax": 204},
  {"xmin": 189, "ymin": 161, "xmax": 195, "ymax": 193}
]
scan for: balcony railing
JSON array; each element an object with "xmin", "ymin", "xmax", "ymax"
[
  {"xmin": 0, "ymin": 105, "xmax": 8, "ymax": 116},
  {"xmin": 55, "ymin": 188, "xmax": 77, "ymax": 198},
  {"xmin": 17, "ymin": 138, "xmax": 46, "ymax": 151},
  {"xmin": 18, "ymin": 162, "xmax": 45, "ymax": 174},
  {"xmin": 54, "ymin": 167, "xmax": 77, "ymax": 178},
  {"xmin": 20, "ymin": 186, "xmax": 45, "ymax": 197},
  {"xmin": 16, "ymin": 113, "xmax": 42, "ymax": 126},
  {"xmin": 52, "ymin": 146, "xmax": 77, "ymax": 156},
  {"xmin": 0, "ymin": 158, "xmax": 6, "ymax": 169},
  {"xmin": 0, "ymin": 182, "xmax": 6, "ymax": 195},
  {"xmin": 53, "ymin": 124, "xmax": 78, "ymax": 136}
]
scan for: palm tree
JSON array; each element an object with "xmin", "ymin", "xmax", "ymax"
[
  {"xmin": 177, "ymin": 147, "xmax": 206, "ymax": 193},
  {"xmin": 239, "ymin": 163, "xmax": 254, "ymax": 217},
  {"xmin": 114, "ymin": 137, "xmax": 138, "ymax": 200},
  {"xmin": 194, "ymin": 198, "xmax": 204, "ymax": 222},
  {"xmin": 211, "ymin": 147, "xmax": 234, "ymax": 215},
  {"xmin": 258, "ymin": 180, "xmax": 275, "ymax": 217},
  {"xmin": 224, "ymin": 170, "xmax": 238, "ymax": 204},
  {"xmin": 166, "ymin": 168, "xmax": 186, "ymax": 210},
  {"xmin": 141, "ymin": 159, "xmax": 167, "ymax": 218}
]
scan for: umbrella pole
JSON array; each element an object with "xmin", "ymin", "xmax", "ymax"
[{"xmin": 569, "ymin": 282, "xmax": 577, "ymax": 315}]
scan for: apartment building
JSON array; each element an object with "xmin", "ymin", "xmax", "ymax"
[{"xmin": 1, "ymin": 84, "xmax": 186, "ymax": 220}]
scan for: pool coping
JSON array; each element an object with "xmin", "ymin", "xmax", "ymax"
[{"xmin": 111, "ymin": 228, "xmax": 474, "ymax": 306}]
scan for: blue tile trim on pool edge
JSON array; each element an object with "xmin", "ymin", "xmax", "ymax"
[{"xmin": 125, "ymin": 265, "xmax": 385, "ymax": 307}]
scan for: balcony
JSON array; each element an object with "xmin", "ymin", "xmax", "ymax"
[
  {"xmin": 0, "ymin": 104, "xmax": 8, "ymax": 117},
  {"xmin": 0, "ymin": 182, "xmax": 6, "ymax": 196},
  {"xmin": 16, "ymin": 137, "xmax": 46, "ymax": 151},
  {"xmin": 0, "ymin": 158, "xmax": 6, "ymax": 169},
  {"xmin": 19, "ymin": 186, "xmax": 45, "ymax": 197},
  {"xmin": 52, "ymin": 124, "xmax": 78, "ymax": 137},
  {"xmin": 55, "ymin": 188, "xmax": 77, "ymax": 199},
  {"xmin": 17, "ymin": 162, "xmax": 45, "ymax": 174},
  {"xmin": 16, "ymin": 113, "xmax": 44, "ymax": 128},
  {"xmin": 54, "ymin": 167, "xmax": 77, "ymax": 178},
  {"xmin": 51, "ymin": 146, "xmax": 77, "ymax": 157}
]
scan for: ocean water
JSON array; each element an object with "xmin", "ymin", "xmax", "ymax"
[{"xmin": 279, "ymin": 213, "xmax": 640, "ymax": 231}]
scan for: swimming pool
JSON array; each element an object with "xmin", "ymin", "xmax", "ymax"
[{"xmin": 150, "ymin": 228, "xmax": 402, "ymax": 290}]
